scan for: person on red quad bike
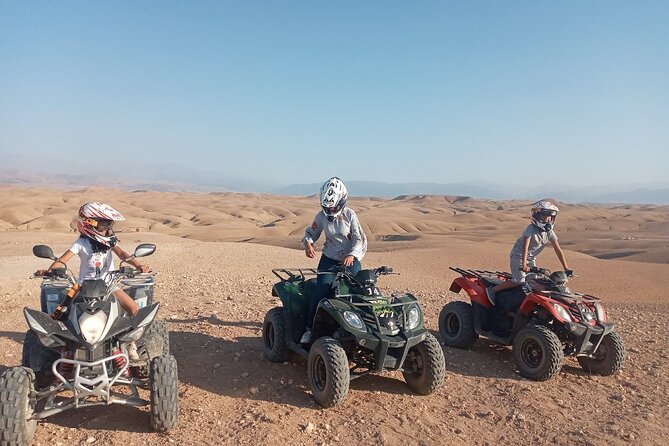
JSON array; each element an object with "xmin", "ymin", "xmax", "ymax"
[
  {"xmin": 486, "ymin": 200, "xmax": 573, "ymax": 304},
  {"xmin": 35, "ymin": 202, "xmax": 152, "ymax": 358},
  {"xmin": 301, "ymin": 177, "xmax": 368, "ymax": 343}
]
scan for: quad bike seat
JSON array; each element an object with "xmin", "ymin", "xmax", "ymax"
[
  {"xmin": 300, "ymin": 278, "xmax": 318, "ymax": 297},
  {"xmin": 481, "ymin": 275, "xmax": 505, "ymax": 288}
]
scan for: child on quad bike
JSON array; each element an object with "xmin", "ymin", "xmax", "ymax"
[
  {"xmin": 301, "ymin": 177, "xmax": 368, "ymax": 343},
  {"xmin": 486, "ymin": 200, "xmax": 573, "ymax": 304},
  {"xmin": 35, "ymin": 201, "xmax": 151, "ymax": 358}
]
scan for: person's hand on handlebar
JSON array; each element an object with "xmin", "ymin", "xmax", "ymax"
[
  {"xmin": 565, "ymin": 269, "xmax": 574, "ymax": 277},
  {"xmin": 137, "ymin": 264, "xmax": 152, "ymax": 273},
  {"xmin": 34, "ymin": 269, "xmax": 49, "ymax": 277}
]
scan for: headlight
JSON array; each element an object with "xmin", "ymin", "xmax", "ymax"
[
  {"xmin": 594, "ymin": 302, "xmax": 606, "ymax": 322},
  {"xmin": 119, "ymin": 326, "xmax": 145, "ymax": 342},
  {"xmin": 343, "ymin": 311, "xmax": 365, "ymax": 331},
  {"xmin": 79, "ymin": 311, "xmax": 108, "ymax": 344},
  {"xmin": 552, "ymin": 303, "xmax": 572, "ymax": 322},
  {"xmin": 407, "ymin": 305, "xmax": 422, "ymax": 330}
]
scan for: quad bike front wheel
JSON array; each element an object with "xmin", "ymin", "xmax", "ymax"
[
  {"xmin": 577, "ymin": 331, "xmax": 626, "ymax": 376},
  {"xmin": 512, "ymin": 325, "xmax": 564, "ymax": 381},
  {"xmin": 137, "ymin": 320, "xmax": 170, "ymax": 360},
  {"xmin": 149, "ymin": 354, "xmax": 179, "ymax": 432},
  {"xmin": 307, "ymin": 337, "xmax": 350, "ymax": 408},
  {"xmin": 439, "ymin": 301, "xmax": 479, "ymax": 349},
  {"xmin": 262, "ymin": 307, "xmax": 292, "ymax": 363},
  {"xmin": 402, "ymin": 332, "xmax": 446, "ymax": 395},
  {"xmin": 20, "ymin": 331, "xmax": 59, "ymax": 390},
  {"xmin": 0, "ymin": 367, "xmax": 37, "ymax": 446}
]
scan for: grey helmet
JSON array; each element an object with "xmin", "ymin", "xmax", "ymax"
[{"xmin": 531, "ymin": 200, "xmax": 559, "ymax": 232}]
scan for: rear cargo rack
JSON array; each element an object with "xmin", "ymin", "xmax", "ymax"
[
  {"xmin": 272, "ymin": 268, "xmax": 318, "ymax": 282},
  {"xmin": 449, "ymin": 266, "xmax": 513, "ymax": 281}
]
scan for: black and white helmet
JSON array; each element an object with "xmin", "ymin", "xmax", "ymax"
[
  {"xmin": 531, "ymin": 200, "xmax": 559, "ymax": 232},
  {"xmin": 319, "ymin": 177, "xmax": 348, "ymax": 220}
]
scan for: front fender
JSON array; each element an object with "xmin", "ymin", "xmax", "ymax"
[
  {"xmin": 520, "ymin": 295, "xmax": 571, "ymax": 323},
  {"xmin": 317, "ymin": 298, "xmax": 354, "ymax": 323},
  {"xmin": 24, "ymin": 307, "xmax": 78, "ymax": 346},
  {"xmin": 313, "ymin": 298, "xmax": 364, "ymax": 336}
]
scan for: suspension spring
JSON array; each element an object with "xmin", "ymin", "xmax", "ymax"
[
  {"xmin": 57, "ymin": 351, "xmax": 74, "ymax": 377},
  {"xmin": 112, "ymin": 348, "xmax": 129, "ymax": 377}
]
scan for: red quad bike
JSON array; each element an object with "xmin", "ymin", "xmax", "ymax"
[{"xmin": 439, "ymin": 266, "xmax": 626, "ymax": 381}]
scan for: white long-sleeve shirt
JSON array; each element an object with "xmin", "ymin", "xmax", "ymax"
[{"xmin": 303, "ymin": 208, "xmax": 367, "ymax": 262}]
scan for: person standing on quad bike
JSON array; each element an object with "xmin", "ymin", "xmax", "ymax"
[
  {"xmin": 35, "ymin": 201, "xmax": 151, "ymax": 358},
  {"xmin": 301, "ymin": 177, "xmax": 368, "ymax": 343},
  {"xmin": 486, "ymin": 200, "xmax": 573, "ymax": 304}
]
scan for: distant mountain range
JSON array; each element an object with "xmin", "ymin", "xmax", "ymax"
[
  {"xmin": 1, "ymin": 168, "xmax": 667, "ymax": 205},
  {"xmin": 274, "ymin": 181, "xmax": 669, "ymax": 205}
]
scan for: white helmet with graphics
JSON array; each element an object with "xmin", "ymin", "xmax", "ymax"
[
  {"xmin": 531, "ymin": 200, "xmax": 559, "ymax": 232},
  {"xmin": 319, "ymin": 177, "xmax": 348, "ymax": 221},
  {"xmin": 77, "ymin": 201, "xmax": 125, "ymax": 248}
]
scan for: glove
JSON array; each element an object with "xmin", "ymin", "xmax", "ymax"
[{"xmin": 565, "ymin": 269, "xmax": 574, "ymax": 277}]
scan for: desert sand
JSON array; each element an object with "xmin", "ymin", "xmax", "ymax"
[{"xmin": 1, "ymin": 185, "xmax": 668, "ymax": 445}]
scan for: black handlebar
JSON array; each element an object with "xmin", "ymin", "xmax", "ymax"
[
  {"xmin": 529, "ymin": 266, "xmax": 551, "ymax": 276},
  {"xmin": 528, "ymin": 267, "xmax": 574, "ymax": 278},
  {"xmin": 37, "ymin": 268, "xmax": 68, "ymax": 279}
]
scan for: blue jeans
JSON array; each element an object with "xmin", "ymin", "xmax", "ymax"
[{"xmin": 306, "ymin": 255, "xmax": 361, "ymax": 329}]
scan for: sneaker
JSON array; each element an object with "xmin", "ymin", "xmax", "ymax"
[
  {"xmin": 485, "ymin": 286, "xmax": 496, "ymax": 306},
  {"xmin": 300, "ymin": 330, "xmax": 313, "ymax": 344},
  {"xmin": 127, "ymin": 341, "xmax": 140, "ymax": 361}
]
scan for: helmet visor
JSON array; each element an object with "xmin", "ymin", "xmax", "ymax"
[{"xmin": 94, "ymin": 219, "xmax": 114, "ymax": 231}]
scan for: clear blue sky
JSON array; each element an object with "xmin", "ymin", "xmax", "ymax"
[{"xmin": 1, "ymin": 1, "xmax": 667, "ymax": 188}]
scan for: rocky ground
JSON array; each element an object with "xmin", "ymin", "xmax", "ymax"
[{"xmin": 1, "ymin": 234, "xmax": 668, "ymax": 446}]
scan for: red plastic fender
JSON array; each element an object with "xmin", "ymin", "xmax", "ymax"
[
  {"xmin": 451, "ymin": 277, "xmax": 492, "ymax": 309},
  {"xmin": 519, "ymin": 293, "xmax": 571, "ymax": 323}
]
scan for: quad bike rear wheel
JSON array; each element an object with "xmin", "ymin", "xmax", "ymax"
[
  {"xmin": 402, "ymin": 332, "xmax": 446, "ymax": 394},
  {"xmin": 577, "ymin": 331, "xmax": 626, "ymax": 376},
  {"xmin": 307, "ymin": 337, "xmax": 350, "ymax": 408},
  {"xmin": 439, "ymin": 301, "xmax": 479, "ymax": 349},
  {"xmin": 262, "ymin": 307, "xmax": 292, "ymax": 363},
  {"xmin": 0, "ymin": 367, "xmax": 37, "ymax": 446},
  {"xmin": 149, "ymin": 354, "xmax": 179, "ymax": 432},
  {"xmin": 512, "ymin": 325, "xmax": 564, "ymax": 381}
]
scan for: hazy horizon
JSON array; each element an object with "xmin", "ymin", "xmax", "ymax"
[{"xmin": 2, "ymin": 163, "xmax": 668, "ymax": 206}]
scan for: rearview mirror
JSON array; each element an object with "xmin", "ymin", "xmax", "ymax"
[
  {"xmin": 33, "ymin": 245, "xmax": 56, "ymax": 260},
  {"xmin": 133, "ymin": 243, "xmax": 156, "ymax": 258}
]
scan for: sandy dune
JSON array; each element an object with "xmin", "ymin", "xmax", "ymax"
[
  {"xmin": 1, "ymin": 185, "xmax": 668, "ymax": 445},
  {"xmin": 2, "ymin": 186, "xmax": 668, "ymax": 264}
]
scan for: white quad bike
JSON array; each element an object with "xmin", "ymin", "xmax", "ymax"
[{"xmin": 0, "ymin": 243, "xmax": 178, "ymax": 446}]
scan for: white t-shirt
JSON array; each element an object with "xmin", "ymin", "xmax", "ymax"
[{"xmin": 68, "ymin": 237, "xmax": 116, "ymax": 285}]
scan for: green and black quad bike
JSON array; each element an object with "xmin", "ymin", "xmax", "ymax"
[{"xmin": 262, "ymin": 265, "xmax": 445, "ymax": 407}]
